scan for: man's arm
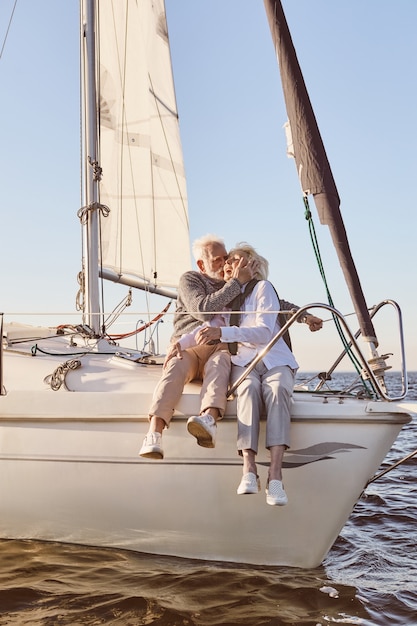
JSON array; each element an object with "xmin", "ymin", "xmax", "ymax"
[
  {"xmin": 178, "ymin": 272, "xmax": 242, "ymax": 323},
  {"xmin": 178, "ymin": 261, "xmax": 256, "ymax": 320},
  {"xmin": 278, "ymin": 299, "xmax": 323, "ymax": 332}
]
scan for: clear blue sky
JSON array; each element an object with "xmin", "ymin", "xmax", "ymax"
[{"xmin": 1, "ymin": 1, "xmax": 416, "ymax": 372}]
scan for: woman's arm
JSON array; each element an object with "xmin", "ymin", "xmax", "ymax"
[{"xmin": 196, "ymin": 281, "xmax": 277, "ymax": 347}]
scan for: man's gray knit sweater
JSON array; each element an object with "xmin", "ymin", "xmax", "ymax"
[
  {"xmin": 172, "ymin": 272, "xmax": 242, "ymax": 342},
  {"xmin": 171, "ymin": 271, "xmax": 299, "ymax": 343}
]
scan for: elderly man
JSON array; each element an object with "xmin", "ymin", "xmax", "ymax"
[{"xmin": 140, "ymin": 234, "xmax": 322, "ymax": 459}]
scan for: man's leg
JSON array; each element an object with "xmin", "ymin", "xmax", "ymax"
[
  {"xmin": 199, "ymin": 345, "xmax": 231, "ymax": 419},
  {"xmin": 140, "ymin": 350, "xmax": 200, "ymax": 458},
  {"xmin": 187, "ymin": 345, "xmax": 231, "ymax": 447},
  {"xmin": 148, "ymin": 350, "xmax": 199, "ymax": 426}
]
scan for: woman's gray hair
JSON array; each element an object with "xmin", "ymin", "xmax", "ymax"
[
  {"xmin": 192, "ymin": 234, "xmax": 225, "ymax": 262},
  {"xmin": 229, "ymin": 242, "xmax": 269, "ymax": 280}
]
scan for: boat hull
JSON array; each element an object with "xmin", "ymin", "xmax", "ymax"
[{"xmin": 0, "ymin": 350, "xmax": 411, "ymax": 566}]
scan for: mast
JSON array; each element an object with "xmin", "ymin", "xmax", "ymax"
[
  {"xmin": 81, "ymin": 0, "xmax": 101, "ymax": 335},
  {"xmin": 264, "ymin": 0, "xmax": 391, "ymax": 384}
]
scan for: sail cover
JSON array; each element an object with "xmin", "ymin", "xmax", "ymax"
[
  {"xmin": 264, "ymin": 0, "xmax": 377, "ymax": 345},
  {"xmin": 95, "ymin": 0, "xmax": 190, "ymax": 289}
]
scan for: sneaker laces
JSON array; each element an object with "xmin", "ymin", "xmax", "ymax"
[
  {"xmin": 146, "ymin": 432, "xmax": 161, "ymax": 445},
  {"xmin": 200, "ymin": 413, "xmax": 216, "ymax": 426}
]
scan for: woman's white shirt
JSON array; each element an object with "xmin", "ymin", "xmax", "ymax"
[{"xmin": 220, "ymin": 280, "xmax": 299, "ymax": 370}]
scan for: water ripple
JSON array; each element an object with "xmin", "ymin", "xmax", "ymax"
[{"xmin": 0, "ymin": 372, "xmax": 416, "ymax": 625}]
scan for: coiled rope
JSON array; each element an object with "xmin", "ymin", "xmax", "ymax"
[{"xmin": 44, "ymin": 359, "xmax": 82, "ymax": 391}]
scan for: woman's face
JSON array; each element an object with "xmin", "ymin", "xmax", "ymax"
[{"xmin": 223, "ymin": 251, "xmax": 248, "ymax": 281}]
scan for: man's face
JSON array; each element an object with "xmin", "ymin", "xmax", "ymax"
[{"xmin": 198, "ymin": 242, "xmax": 228, "ymax": 280}]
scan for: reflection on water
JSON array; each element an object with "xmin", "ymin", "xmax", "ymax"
[
  {"xmin": 0, "ymin": 539, "xmax": 371, "ymax": 626},
  {"xmin": 0, "ymin": 373, "xmax": 416, "ymax": 626}
]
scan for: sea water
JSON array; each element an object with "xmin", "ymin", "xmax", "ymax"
[{"xmin": 0, "ymin": 372, "xmax": 415, "ymax": 625}]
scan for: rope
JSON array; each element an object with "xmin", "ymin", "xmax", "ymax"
[
  {"xmin": 366, "ymin": 447, "xmax": 417, "ymax": 486},
  {"xmin": 303, "ymin": 195, "xmax": 371, "ymax": 391},
  {"xmin": 77, "ymin": 201, "xmax": 110, "ymax": 224},
  {"xmin": 75, "ymin": 270, "xmax": 85, "ymax": 312},
  {"xmin": 44, "ymin": 359, "xmax": 82, "ymax": 391},
  {"xmin": 103, "ymin": 290, "xmax": 133, "ymax": 331},
  {"xmin": 76, "ymin": 196, "xmax": 109, "ymax": 328},
  {"xmin": 88, "ymin": 157, "xmax": 102, "ymax": 181},
  {"xmin": 107, "ymin": 301, "xmax": 172, "ymax": 341}
]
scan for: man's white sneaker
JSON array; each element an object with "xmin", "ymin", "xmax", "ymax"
[
  {"xmin": 266, "ymin": 480, "xmax": 288, "ymax": 506},
  {"xmin": 139, "ymin": 432, "xmax": 163, "ymax": 459},
  {"xmin": 237, "ymin": 472, "xmax": 261, "ymax": 495},
  {"xmin": 186, "ymin": 413, "xmax": 217, "ymax": 448}
]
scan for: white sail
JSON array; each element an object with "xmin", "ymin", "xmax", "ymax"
[{"xmin": 96, "ymin": 0, "xmax": 190, "ymax": 289}]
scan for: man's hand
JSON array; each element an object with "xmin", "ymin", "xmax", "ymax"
[
  {"xmin": 164, "ymin": 342, "xmax": 183, "ymax": 368},
  {"xmin": 232, "ymin": 257, "xmax": 259, "ymax": 283},
  {"xmin": 305, "ymin": 314, "xmax": 323, "ymax": 332},
  {"xmin": 195, "ymin": 326, "xmax": 222, "ymax": 345}
]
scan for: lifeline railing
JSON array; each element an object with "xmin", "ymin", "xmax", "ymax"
[
  {"xmin": 314, "ymin": 300, "xmax": 407, "ymax": 395},
  {"xmin": 0, "ymin": 301, "xmax": 409, "ymax": 402},
  {"xmin": 226, "ymin": 301, "xmax": 408, "ymax": 402}
]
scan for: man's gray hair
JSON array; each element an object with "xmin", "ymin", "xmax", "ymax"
[{"xmin": 192, "ymin": 234, "xmax": 225, "ymax": 262}]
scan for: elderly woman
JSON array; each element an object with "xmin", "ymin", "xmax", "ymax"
[{"xmin": 195, "ymin": 243, "xmax": 304, "ymax": 506}]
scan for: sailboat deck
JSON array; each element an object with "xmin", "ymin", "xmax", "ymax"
[{"xmin": 1, "ymin": 332, "xmax": 411, "ymax": 426}]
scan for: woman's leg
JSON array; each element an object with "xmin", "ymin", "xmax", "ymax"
[
  {"xmin": 261, "ymin": 365, "xmax": 295, "ymax": 504},
  {"xmin": 232, "ymin": 362, "xmax": 263, "ymax": 455},
  {"xmin": 232, "ymin": 363, "xmax": 265, "ymax": 494},
  {"xmin": 262, "ymin": 365, "xmax": 294, "ymax": 451}
]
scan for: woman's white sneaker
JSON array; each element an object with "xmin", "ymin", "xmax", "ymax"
[
  {"xmin": 237, "ymin": 472, "xmax": 261, "ymax": 495},
  {"xmin": 266, "ymin": 480, "xmax": 288, "ymax": 506}
]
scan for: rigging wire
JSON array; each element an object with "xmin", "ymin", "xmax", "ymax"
[
  {"xmin": 303, "ymin": 195, "xmax": 373, "ymax": 392},
  {"xmin": 107, "ymin": 301, "xmax": 172, "ymax": 341},
  {"xmin": 103, "ymin": 289, "xmax": 133, "ymax": 330},
  {"xmin": 0, "ymin": 0, "xmax": 18, "ymax": 62}
]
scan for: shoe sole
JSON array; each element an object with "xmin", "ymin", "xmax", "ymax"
[
  {"xmin": 266, "ymin": 481, "xmax": 287, "ymax": 506},
  {"xmin": 237, "ymin": 487, "xmax": 260, "ymax": 495},
  {"xmin": 266, "ymin": 492, "xmax": 288, "ymax": 506},
  {"xmin": 187, "ymin": 421, "xmax": 215, "ymax": 448},
  {"xmin": 139, "ymin": 449, "xmax": 164, "ymax": 460},
  {"xmin": 266, "ymin": 498, "xmax": 288, "ymax": 506}
]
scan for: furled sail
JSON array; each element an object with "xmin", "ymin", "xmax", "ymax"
[
  {"xmin": 96, "ymin": 0, "xmax": 190, "ymax": 290},
  {"xmin": 264, "ymin": 0, "xmax": 378, "ymax": 346}
]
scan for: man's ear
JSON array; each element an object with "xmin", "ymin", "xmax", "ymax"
[{"xmin": 196, "ymin": 259, "xmax": 205, "ymax": 272}]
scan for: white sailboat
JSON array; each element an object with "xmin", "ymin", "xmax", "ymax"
[{"xmin": 0, "ymin": 0, "xmax": 413, "ymax": 568}]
